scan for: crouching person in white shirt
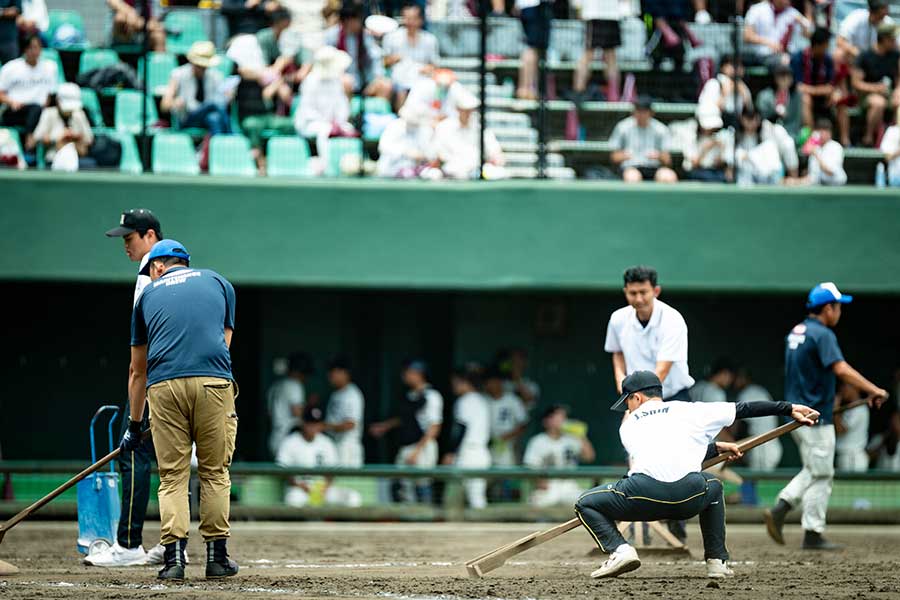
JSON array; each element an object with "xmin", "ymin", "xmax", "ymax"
[
  {"xmin": 442, "ymin": 367, "xmax": 492, "ymax": 509},
  {"xmin": 427, "ymin": 91, "xmax": 506, "ymax": 180},
  {"xmin": 524, "ymin": 405, "xmax": 595, "ymax": 507},
  {"xmin": 276, "ymin": 406, "xmax": 362, "ymax": 508},
  {"xmin": 802, "ymin": 118, "xmax": 847, "ymax": 186}
]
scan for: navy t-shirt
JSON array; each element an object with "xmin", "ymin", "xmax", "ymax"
[
  {"xmin": 131, "ymin": 266, "xmax": 236, "ymax": 387},
  {"xmin": 784, "ymin": 317, "xmax": 844, "ymax": 424}
]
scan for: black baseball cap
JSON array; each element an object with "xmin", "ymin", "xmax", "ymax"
[
  {"xmin": 105, "ymin": 208, "xmax": 161, "ymax": 237},
  {"xmin": 611, "ymin": 371, "xmax": 663, "ymax": 412},
  {"xmin": 303, "ymin": 405, "xmax": 325, "ymax": 424},
  {"xmin": 328, "ymin": 354, "xmax": 352, "ymax": 372},
  {"xmin": 634, "ymin": 95, "xmax": 653, "ymax": 111}
]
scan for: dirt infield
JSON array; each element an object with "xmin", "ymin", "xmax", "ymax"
[{"xmin": 1, "ymin": 521, "xmax": 898, "ymax": 599}]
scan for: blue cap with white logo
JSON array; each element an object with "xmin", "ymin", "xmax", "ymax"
[
  {"xmin": 807, "ymin": 282, "xmax": 853, "ymax": 309},
  {"xmin": 139, "ymin": 239, "xmax": 191, "ymax": 276}
]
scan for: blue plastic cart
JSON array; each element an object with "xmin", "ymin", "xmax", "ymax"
[{"xmin": 76, "ymin": 405, "xmax": 121, "ymax": 555}]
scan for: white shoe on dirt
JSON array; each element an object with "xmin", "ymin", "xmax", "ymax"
[
  {"xmin": 83, "ymin": 543, "xmax": 147, "ymax": 567},
  {"xmin": 706, "ymin": 558, "xmax": 735, "ymax": 578},
  {"xmin": 591, "ymin": 544, "xmax": 641, "ymax": 579},
  {"xmin": 145, "ymin": 543, "xmax": 189, "ymax": 565}
]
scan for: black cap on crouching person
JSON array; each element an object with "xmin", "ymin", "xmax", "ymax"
[
  {"xmin": 610, "ymin": 371, "xmax": 663, "ymax": 412},
  {"xmin": 303, "ymin": 405, "xmax": 325, "ymax": 423},
  {"xmin": 105, "ymin": 208, "xmax": 163, "ymax": 238},
  {"xmin": 634, "ymin": 95, "xmax": 653, "ymax": 111}
]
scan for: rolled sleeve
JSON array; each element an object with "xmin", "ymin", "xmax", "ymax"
[{"xmin": 130, "ymin": 300, "xmax": 147, "ymax": 346}]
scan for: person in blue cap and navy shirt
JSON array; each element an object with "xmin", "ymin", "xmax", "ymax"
[{"xmin": 764, "ymin": 282, "xmax": 888, "ymax": 551}]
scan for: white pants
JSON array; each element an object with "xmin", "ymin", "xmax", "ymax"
[
  {"xmin": 747, "ymin": 439, "xmax": 783, "ymax": 471},
  {"xmin": 396, "ymin": 440, "xmax": 438, "ymax": 502},
  {"xmin": 778, "ymin": 425, "xmax": 835, "ymax": 533},
  {"xmin": 530, "ymin": 480, "xmax": 582, "ymax": 508},
  {"xmin": 836, "ymin": 448, "xmax": 868, "ymax": 472},
  {"xmin": 335, "ymin": 439, "xmax": 364, "ymax": 468},
  {"xmin": 285, "ymin": 484, "xmax": 363, "ymax": 508},
  {"xmin": 456, "ymin": 445, "xmax": 491, "ymax": 509}
]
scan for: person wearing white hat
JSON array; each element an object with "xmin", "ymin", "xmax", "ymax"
[
  {"xmin": 383, "ymin": 4, "xmax": 439, "ymax": 107},
  {"xmin": 376, "ymin": 101, "xmax": 433, "ymax": 178},
  {"xmin": 294, "ymin": 45, "xmax": 355, "ymax": 167},
  {"xmin": 28, "ymin": 81, "xmax": 94, "ymax": 169},
  {"xmin": 161, "ymin": 41, "xmax": 232, "ymax": 136},
  {"xmin": 428, "ymin": 89, "xmax": 505, "ymax": 180},
  {"xmin": 683, "ymin": 105, "xmax": 732, "ymax": 183}
]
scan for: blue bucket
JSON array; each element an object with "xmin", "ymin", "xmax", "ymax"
[{"xmin": 76, "ymin": 406, "xmax": 121, "ymax": 555}]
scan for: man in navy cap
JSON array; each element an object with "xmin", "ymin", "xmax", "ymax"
[
  {"xmin": 764, "ymin": 283, "xmax": 888, "ymax": 550},
  {"xmin": 120, "ymin": 239, "xmax": 239, "ymax": 581},
  {"xmin": 575, "ymin": 371, "xmax": 819, "ymax": 579}
]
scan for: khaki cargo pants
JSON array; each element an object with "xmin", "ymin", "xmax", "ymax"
[{"xmin": 147, "ymin": 376, "xmax": 238, "ymax": 545}]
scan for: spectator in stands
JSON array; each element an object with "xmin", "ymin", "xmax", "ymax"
[
  {"xmin": 523, "ymin": 405, "xmax": 595, "ymax": 507},
  {"xmin": 221, "ymin": 0, "xmax": 283, "ymax": 38},
  {"xmin": 498, "ymin": 348, "xmax": 541, "ymax": 411},
  {"xmin": 404, "ymin": 68, "xmax": 466, "ymax": 123},
  {"xmin": 325, "ymin": 3, "xmax": 391, "ymax": 99},
  {"xmin": 267, "ymin": 351, "xmax": 313, "ymax": 458},
  {"xmin": 161, "ymin": 42, "xmax": 232, "ymax": 136},
  {"xmin": 756, "ymin": 63, "xmax": 803, "ymax": 138},
  {"xmin": 17, "ymin": 0, "xmax": 48, "ymax": 43},
  {"xmin": 323, "ymin": 355, "xmax": 365, "ymax": 467},
  {"xmin": 798, "ymin": 117, "xmax": 847, "ymax": 186},
  {"xmin": 442, "ymin": 367, "xmax": 492, "ymax": 510},
  {"xmin": 485, "ymin": 366, "xmax": 528, "ymax": 467},
  {"xmin": 642, "ymin": 0, "xmax": 701, "ymax": 75},
  {"xmin": 0, "ymin": 34, "xmax": 57, "ymax": 147},
  {"xmin": 0, "ymin": 0, "xmax": 19, "ymax": 64},
  {"xmin": 368, "ymin": 359, "xmax": 443, "ymax": 503},
  {"xmin": 836, "ymin": 0, "xmax": 893, "ymax": 65},
  {"xmin": 735, "ymin": 107, "xmax": 799, "ymax": 184},
  {"xmin": 574, "ymin": 0, "xmax": 624, "ymax": 102},
  {"xmin": 106, "ymin": 0, "xmax": 166, "ymax": 52},
  {"xmin": 851, "ymin": 22, "xmax": 900, "ymax": 147},
  {"xmin": 880, "ymin": 108, "xmax": 900, "ymax": 186},
  {"xmin": 743, "ymin": 0, "xmax": 812, "ymax": 70},
  {"xmin": 609, "ymin": 97, "xmax": 678, "ymax": 183},
  {"xmin": 383, "ymin": 3, "xmax": 439, "ymax": 108},
  {"xmin": 254, "ymin": 7, "xmax": 305, "ymax": 106},
  {"xmin": 276, "ymin": 405, "xmax": 363, "ymax": 508},
  {"xmin": 376, "ymin": 101, "xmax": 432, "ymax": 178},
  {"xmin": 834, "ymin": 381, "xmax": 870, "ymax": 472},
  {"xmin": 733, "ymin": 368, "xmax": 782, "ymax": 471},
  {"xmin": 690, "ymin": 358, "xmax": 736, "ymax": 403},
  {"xmin": 27, "ymin": 82, "xmax": 94, "ymax": 170},
  {"xmin": 791, "ymin": 28, "xmax": 851, "ymax": 147},
  {"xmin": 514, "ymin": 0, "xmax": 552, "ymax": 100},
  {"xmin": 294, "ymin": 45, "xmax": 354, "ymax": 169},
  {"xmin": 428, "ymin": 90, "xmax": 505, "ymax": 179},
  {"xmin": 683, "ymin": 106, "xmax": 733, "ymax": 183},
  {"xmin": 697, "ymin": 55, "xmax": 752, "ymax": 129}
]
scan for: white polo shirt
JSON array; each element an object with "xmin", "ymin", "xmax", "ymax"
[
  {"xmin": 454, "ymin": 391, "xmax": 491, "ymax": 450},
  {"xmin": 134, "ymin": 253, "xmax": 151, "ymax": 307},
  {"xmin": 621, "ymin": 400, "xmax": 735, "ymax": 482},
  {"xmin": 604, "ymin": 298, "xmax": 694, "ymax": 399}
]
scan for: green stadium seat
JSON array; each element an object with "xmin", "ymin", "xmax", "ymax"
[
  {"xmin": 164, "ymin": 11, "xmax": 209, "ymax": 56},
  {"xmin": 106, "ymin": 131, "xmax": 144, "ymax": 174},
  {"xmin": 138, "ymin": 52, "xmax": 178, "ymax": 96},
  {"xmin": 266, "ymin": 136, "xmax": 311, "ymax": 177},
  {"xmin": 208, "ymin": 134, "xmax": 255, "ymax": 177},
  {"xmin": 212, "ymin": 54, "xmax": 234, "ymax": 78},
  {"xmin": 80, "ymin": 88, "xmax": 104, "ymax": 128},
  {"xmin": 0, "ymin": 127, "xmax": 23, "ymax": 155},
  {"xmin": 152, "ymin": 132, "xmax": 199, "ymax": 175},
  {"xmin": 114, "ymin": 89, "xmax": 160, "ymax": 134},
  {"xmin": 78, "ymin": 49, "xmax": 120, "ymax": 76},
  {"xmin": 41, "ymin": 49, "xmax": 66, "ymax": 83},
  {"xmin": 47, "ymin": 10, "xmax": 90, "ymax": 50},
  {"xmin": 325, "ymin": 137, "xmax": 363, "ymax": 177},
  {"xmin": 350, "ymin": 96, "xmax": 393, "ymax": 116}
]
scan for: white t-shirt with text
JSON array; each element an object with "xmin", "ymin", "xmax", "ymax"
[{"xmin": 0, "ymin": 58, "xmax": 58, "ymax": 105}]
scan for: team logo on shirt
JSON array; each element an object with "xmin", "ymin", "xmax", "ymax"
[{"xmin": 788, "ymin": 323, "xmax": 807, "ymax": 350}]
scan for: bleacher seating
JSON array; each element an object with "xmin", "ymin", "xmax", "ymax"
[
  {"xmin": 138, "ymin": 52, "xmax": 178, "ymax": 97},
  {"xmin": 114, "ymin": 89, "xmax": 160, "ymax": 135},
  {"xmin": 152, "ymin": 132, "xmax": 200, "ymax": 175},
  {"xmin": 78, "ymin": 48, "xmax": 120, "ymax": 78},
  {"xmin": 47, "ymin": 10, "xmax": 90, "ymax": 50},
  {"xmin": 325, "ymin": 138, "xmax": 364, "ymax": 177},
  {"xmin": 80, "ymin": 88, "xmax": 104, "ymax": 128},
  {"xmin": 266, "ymin": 136, "xmax": 311, "ymax": 178},
  {"xmin": 164, "ymin": 11, "xmax": 209, "ymax": 56},
  {"xmin": 209, "ymin": 134, "xmax": 256, "ymax": 177},
  {"xmin": 41, "ymin": 49, "xmax": 66, "ymax": 83}
]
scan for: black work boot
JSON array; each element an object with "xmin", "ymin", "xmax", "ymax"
[
  {"xmin": 763, "ymin": 499, "xmax": 791, "ymax": 545},
  {"xmin": 205, "ymin": 538, "xmax": 239, "ymax": 579},
  {"xmin": 157, "ymin": 539, "xmax": 187, "ymax": 581},
  {"xmin": 802, "ymin": 530, "xmax": 844, "ymax": 550}
]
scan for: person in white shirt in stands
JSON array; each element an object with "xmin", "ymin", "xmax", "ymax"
[
  {"xmin": 28, "ymin": 82, "xmax": 94, "ymax": 171},
  {"xmin": 684, "ymin": 106, "xmax": 734, "ymax": 183},
  {"xmin": 0, "ymin": 34, "xmax": 57, "ymax": 146},
  {"xmin": 428, "ymin": 90, "xmax": 505, "ymax": 179},
  {"xmin": 879, "ymin": 107, "xmax": 900, "ymax": 186},
  {"xmin": 733, "ymin": 368, "xmax": 782, "ymax": 471},
  {"xmin": 323, "ymin": 3, "xmax": 391, "ymax": 99},
  {"xmin": 442, "ymin": 367, "xmax": 492, "ymax": 509},
  {"xmin": 609, "ymin": 97, "xmax": 678, "ymax": 183},
  {"xmin": 697, "ymin": 55, "xmax": 752, "ymax": 128},
  {"xmin": 575, "ymin": 370, "xmax": 819, "ymax": 579},
  {"xmin": 690, "ymin": 359, "xmax": 736, "ymax": 405},
  {"xmin": 295, "ymin": 45, "xmax": 355, "ymax": 168},
  {"xmin": 743, "ymin": 0, "xmax": 812, "ymax": 69},
  {"xmin": 834, "ymin": 381, "xmax": 870, "ymax": 472},
  {"xmin": 836, "ymin": 0, "xmax": 893, "ymax": 65},
  {"xmin": 376, "ymin": 101, "xmax": 433, "ymax": 178},
  {"xmin": 323, "ymin": 355, "xmax": 365, "ymax": 467},
  {"xmin": 276, "ymin": 405, "xmax": 363, "ymax": 508},
  {"xmin": 382, "ymin": 3, "xmax": 439, "ymax": 108},
  {"xmin": 574, "ymin": 0, "xmax": 624, "ymax": 102},
  {"xmin": 17, "ymin": 0, "xmax": 49, "ymax": 40},
  {"xmin": 524, "ymin": 405, "xmax": 595, "ymax": 507},
  {"xmin": 485, "ymin": 366, "xmax": 529, "ymax": 467},
  {"xmin": 800, "ymin": 118, "xmax": 847, "ymax": 186},
  {"xmin": 161, "ymin": 41, "xmax": 231, "ymax": 136},
  {"xmin": 734, "ymin": 107, "xmax": 799, "ymax": 184},
  {"xmin": 267, "ymin": 352, "xmax": 314, "ymax": 458},
  {"xmin": 403, "ymin": 68, "xmax": 466, "ymax": 123}
]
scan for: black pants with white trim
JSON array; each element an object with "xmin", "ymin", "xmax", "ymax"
[
  {"xmin": 574, "ymin": 472, "xmax": 728, "ymax": 560},
  {"xmin": 117, "ymin": 399, "xmax": 155, "ymax": 549}
]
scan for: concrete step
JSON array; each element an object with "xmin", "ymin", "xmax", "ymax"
[{"xmin": 495, "ymin": 128, "xmax": 538, "ymax": 145}]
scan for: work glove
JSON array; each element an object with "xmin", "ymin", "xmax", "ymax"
[{"xmin": 120, "ymin": 419, "xmax": 144, "ymax": 453}]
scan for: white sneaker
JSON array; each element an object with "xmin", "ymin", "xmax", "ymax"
[
  {"xmin": 145, "ymin": 543, "xmax": 189, "ymax": 565},
  {"xmin": 83, "ymin": 543, "xmax": 147, "ymax": 567},
  {"xmin": 706, "ymin": 558, "xmax": 735, "ymax": 578},
  {"xmin": 590, "ymin": 544, "xmax": 641, "ymax": 579}
]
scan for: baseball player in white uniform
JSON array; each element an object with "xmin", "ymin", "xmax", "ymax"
[
  {"xmin": 524, "ymin": 405, "xmax": 595, "ymax": 507},
  {"xmin": 834, "ymin": 381, "xmax": 870, "ymax": 472},
  {"xmin": 276, "ymin": 406, "xmax": 362, "ymax": 508},
  {"xmin": 575, "ymin": 371, "xmax": 820, "ymax": 579},
  {"xmin": 443, "ymin": 368, "xmax": 492, "ymax": 509},
  {"xmin": 485, "ymin": 367, "xmax": 529, "ymax": 467},
  {"xmin": 733, "ymin": 369, "xmax": 783, "ymax": 471},
  {"xmin": 267, "ymin": 352, "xmax": 313, "ymax": 458},
  {"xmin": 324, "ymin": 356, "xmax": 365, "ymax": 467}
]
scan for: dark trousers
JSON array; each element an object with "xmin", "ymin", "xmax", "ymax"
[
  {"xmin": 664, "ymin": 388, "xmax": 692, "ymax": 402},
  {"xmin": 117, "ymin": 399, "xmax": 155, "ymax": 549},
  {"xmin": 182, "ymin": 102, "xmax": 232, "ymax": 136},
  {"xmin": 2, "ymin": 103, "xmax": 43, "ymax": 134},
  {"xmin": 574, "ymin": 472, "xmax": 728, "ymax": 561}
]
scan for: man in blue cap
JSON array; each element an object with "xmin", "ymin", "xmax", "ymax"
[
  {"xmin": 120, "ymin": 240, "xmax": 240, "ymax": 581},
  {"xmin": 764, "ymin": 282, "xmax": 888, "ymax": 550}
]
